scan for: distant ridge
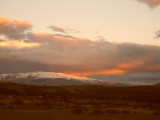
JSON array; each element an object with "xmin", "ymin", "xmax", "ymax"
[
  {"xmin": 154, "ymin": 83, "xmax": 160, "ymax": 86},
  {"xmin": 0, "ymin": 72, "xmax": 130, "ymax": 86}
]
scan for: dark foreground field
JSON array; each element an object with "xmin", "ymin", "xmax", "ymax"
[
  {"xmin": 0, "ymin": 82, "xmax": 160, "ymax": 120},
  {"xmin": 1, "ymin": 108, "xmax": 160, "ymax": 120}
]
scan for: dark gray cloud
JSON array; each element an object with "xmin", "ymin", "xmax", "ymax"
[
  {"xmin": 0, "ymin": 57, "xmax": 48, "ymax": 74},
  {"xmin": 66, "ymin": 28, "xmax": 80, "ymax": 34},
  {"xmin": 0, "ymin": 17, "xmax": 32, "ymax": 40},
  {"xmin": 48, "ymin": 26, "xmax": 80, "ymax": 36},
  {"xmin": 0, "ymin": 57, "xmax": 88, "ymax": 74},
  {"xmin": 48, "ymin": 25, "xmax": 67, "ymax": 34},
  {"xmin": 89, "ymin": 72, "xmax": 160, "ymax": 85},
  {"xmin": 136, "ymin": 0, "xmax": 160, "ymax": 8}
]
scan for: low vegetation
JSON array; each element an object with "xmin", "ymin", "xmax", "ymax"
[{"xmin": 0, "ymin": 81, "xmax": 160, "ymax": 120}]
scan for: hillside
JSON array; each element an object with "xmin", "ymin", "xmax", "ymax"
[
  {"xmin": 154, "ymin": 83, "xmax": 160, "ymax": 86},
  {"xmin": 0, "ymin": 72, "xmax": 130, "ymax": 86}
]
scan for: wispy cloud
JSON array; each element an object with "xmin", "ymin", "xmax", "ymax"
[
  {"xmin": 135, "ymin": 0, "xmax": 160, "ymax": 9},
  {"xmin": 155, "ymin": 30, "xmax": 160, "ymax": 39},
  {"xmin": 48, "ymin": 25, "xmax": 67, "ymax": 34}
]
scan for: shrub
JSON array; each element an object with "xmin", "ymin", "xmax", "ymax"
[
  {"xmin": 153, "ymin": 111, "xmax": 160, "ymax": 115},
  {"xmin": 12, "ymin": 97, "xmax": 24, "ymax": 106},
  {"xmin": 0, "ymin": 102, "xmax": 5, "ymax": 108},
  {"xmin": 121, "ymin": 110, "xmax": 131, "ymax": 114},
  {"xmin": 35, "ymin": 101, "xmax": 53, "ymax": 109},
  {"xmin": 105, "ymin": 109, "xmax": 120, "ymax": 114},
  {"xmin": 72, "ymin": 107, "xmax": 83, "ymax": 114},
  {"xmin": 92, "ymin": 109, "xmax": 104, "ymax": 115}
]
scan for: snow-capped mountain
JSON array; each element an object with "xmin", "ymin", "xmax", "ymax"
[{"xmin": 0, "ymin": 72, "xmax": 130, "ymax": 86}]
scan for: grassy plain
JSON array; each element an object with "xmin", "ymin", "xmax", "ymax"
[{"xmin": 0, "ymin": 82, "xmax": 160, "ymax": 120}]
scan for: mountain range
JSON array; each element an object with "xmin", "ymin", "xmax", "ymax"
[{"xmin": 0, "ymin": 72, "xmax": 131, "ymax": 86}]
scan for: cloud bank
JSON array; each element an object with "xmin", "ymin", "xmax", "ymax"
[
  {"xmin": 0, "ymin": 16, "xmax": 160, "ymax": 82},
  {"xmin": 136, "ymin": 0, "xmax": 160, "ymax": 8}
]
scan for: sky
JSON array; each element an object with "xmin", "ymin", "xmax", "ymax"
[{"xmin": 0, "ymin": 0, "xmax": 160, "ymax": 84}]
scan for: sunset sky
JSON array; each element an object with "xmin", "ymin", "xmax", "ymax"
[{"xmin": 0, "ymin": 0, "xmax": 160, "ymax": 84}]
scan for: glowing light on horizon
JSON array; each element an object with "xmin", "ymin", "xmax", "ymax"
[
  {"xmin": 0, "ymin": 41, "xmax": 40, "ymax": 48},
  {"xmin": 64, "ymin": 69, "xmax": 126, "ymax": 76}
]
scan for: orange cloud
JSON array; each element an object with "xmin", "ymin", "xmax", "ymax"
[
  {"xmin": 64, "ymin": 69, "xmax": 126, "ymax": 76},
  {"xmin": 0, "ymin": 16, "xmax": 31, "ymax": 28},
  {"xmin": 33, "ymin": 33, "xmax": 52, "ymax": 36},
  {"xmin": 117, "ymin": 59, "xmax": 144, "ymax": 69},
  {"xmin": 145, "ymin": 65, "xmax": 160, "ymax": 71},
  {"xmin": 63, "ymin": 59, "xmax": 152, "ymax": 76}
]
